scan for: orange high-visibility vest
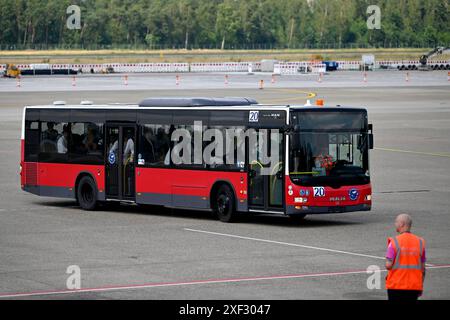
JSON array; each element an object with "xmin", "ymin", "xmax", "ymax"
[{"xmin": 386, "ymin": 232, "xmax": 425, "ymax": 291}]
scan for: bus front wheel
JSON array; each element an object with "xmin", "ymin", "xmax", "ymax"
[
  {"xmin": 213, "ymin": 184, "xmax": 235, "ymax": 223},
  {"xmin": 77, "ymin": 176, "xmax": 98, "ymax": 211}
]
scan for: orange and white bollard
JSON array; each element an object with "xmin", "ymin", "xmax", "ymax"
[
  {"xmin": 259, "ymin": 79, "xmax": 264, "ymax": 90},
  {"xmin": 176, "ymin": 74, "xmax": 180, "ymax": 86},
  {"xmin": 124, "ymin": 75, "xmax": 128, "ymax": 86},
  {"xmin": 363, "ymin": 72, "xmax": 368, "ymax": 83},
  {"xmin": 271, "ymin": 74, "xmax": 276, "ymax": 84},
  {"xmin": 225, "ymin": 74, "xmax": 229, "ymax": 85},
  {"xmin": 16, "ymin": 76, "xmax": 21, "ymax": 88},
  {"xmin": 318, "ymin": 72, "xmax": 323, "ymax": 83},
  {"xmin": 72, "ymin": 76, "xmax": 76, "ymax": 87},
  {"xmin": 406, "ymin": 72, "xmax": 410, "ymax": 83},
  {"xmin": 447, "ymin": 71, "xmax": 450, "ymax": 82}
]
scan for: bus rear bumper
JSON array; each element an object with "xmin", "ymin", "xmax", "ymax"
[{"xmin": 287, "ymin": 204, "xmax": 371, "ymax": 215}]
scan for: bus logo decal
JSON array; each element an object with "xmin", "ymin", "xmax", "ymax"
[
  {"xmin": 349, "ymin": 189, "xmax": 359, "ymax": 201},
  {"xmin": 108, "ymin": 152, "xmax": 116, "ymax": 165}
]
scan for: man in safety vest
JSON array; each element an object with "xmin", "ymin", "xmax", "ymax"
[{"xmin": 385, "ymin": 213, "xmax": 426, "ymax": 300}]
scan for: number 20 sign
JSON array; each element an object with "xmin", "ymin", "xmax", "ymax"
[
  {"xmin": 313, "ymin": 187, "xmax": 325, "ymax": 197},
  {"xmin": 249, "ymin": 111, "xmax": 259, "ymax": 123}
]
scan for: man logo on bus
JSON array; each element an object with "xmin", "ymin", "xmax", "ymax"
[{"xmin": 349, "ymin": 189, "xmax": 359, "ymax": 201}]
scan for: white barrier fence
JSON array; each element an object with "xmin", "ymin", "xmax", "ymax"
[
  {"xmin": 310, "ymin": 63, "xmax": 326, "ymax": 74},
  {"xmin": 336, "ymin": 61, "xmax": 360, "ymax": 71},
  {"xmin": 190, "ymin": 62, "xmax": 261, "ymax": 73},
  {"xmin": 274, "ymin": 62, "xmax": 326, "ymax": 74},
  {"xmin": 2, "ymin": 60, "xmax": 449, "ymax": 75}
]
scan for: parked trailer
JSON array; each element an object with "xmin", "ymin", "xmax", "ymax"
[
  {"xmin": 18, "ymin": 64, "xmax": 79, "ymax": 76},
  {"xmin": 378, "ymin": 60, "xmax": 450, "ymax": 71}
]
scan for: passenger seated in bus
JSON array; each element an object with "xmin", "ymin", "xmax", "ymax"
[
  {"xmin": 57, "ymin": 124, "xmax": 71, "ymax": 154},
  {"xmin": 164, "ymin": 125, "xmax": 177, "ymax": 166},
  {"xmin": 83, "ymin": 126, "xmax": 101, "ymax": 154},
  {"xmin": 141, "ymin": 127, "xmax": 156, "ymax": 163},
  {"xmin": 155, "ymin": 127, "xmax": 170, "ymax": 162},
  {"xmin": 42, "ymin": 122, "xmax": 58, "ymax": 142},
  {"xmin": 40, "ymin": 122, "xmax": 59, "ymax": 153}
]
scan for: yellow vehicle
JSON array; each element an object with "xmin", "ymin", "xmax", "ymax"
[{"xmin": 3, "ymin": 64, "xmax": 21, "ymax": 78}]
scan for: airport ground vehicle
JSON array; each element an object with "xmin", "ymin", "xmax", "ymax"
[
  {"xmin": 3, "ymin": 64, "xmax": 21, "ymax": 78},
  {"xmin": 418, "ymin": 47, "xmax": 450, "ymax": 71},
  {"xmin": 20, "ymin": 98, "xmax": 373, "ymax": 222},
  {"xmin": 322, "ymin": 61, "xmax": 339, "ymax": 71}
]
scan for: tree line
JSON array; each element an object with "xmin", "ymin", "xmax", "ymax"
[{"xmin": 0, "ymin": 0, "xmax": 448, "ymax": 50}]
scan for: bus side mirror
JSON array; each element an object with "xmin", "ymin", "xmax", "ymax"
[{"xmin": 368, "ymin": 133, "xmax": 374, "ymax": 149}]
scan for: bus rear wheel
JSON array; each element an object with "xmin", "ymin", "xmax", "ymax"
[
  {"xmin": 77, "ymin": 176, "xmax": 98, "ymax": 211},
  {"xmin": 213, "ymin": 185, "xmax": 235, "ymax": 223}
]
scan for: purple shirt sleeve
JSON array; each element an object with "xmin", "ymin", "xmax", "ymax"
[
  {"xmin": 421, "ymin": 247, "xmax": 426, "ymax": 264},
  {"xmin": 386, "ymin": 243, "xmax": 395, "ymax": 261}
]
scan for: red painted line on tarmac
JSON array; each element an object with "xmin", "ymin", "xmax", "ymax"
[{"xmin": 1, "ymin": 264, "xmax": 449, "ymax": 299}]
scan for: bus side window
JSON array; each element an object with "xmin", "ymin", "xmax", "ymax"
[
  {"xmin": 40, "ymin": 122, "xmax": 69, "ymax": 161},
  {"xmin": 25, "ymin": 121, "xmax": 40, "ymax": 162},
  {"xmin": 205, "ymin": 126, "xmax": 246, "ymax": 170},
  {"xmin": 139, "ymin": 124, "xmax": 171, "ymax": 167},
  {"xmin": 69, "ymin": 122, "xmax": 104, "ymax": 164}
]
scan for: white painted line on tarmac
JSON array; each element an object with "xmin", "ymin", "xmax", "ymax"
[
  {"xmin": 1, "ymin": 265, "xmax": 449, "ymax": 299},
  {"xmin": 375, "ymin": 147, "xmax": 450, "ymax": 158},
  {"xmin": 184, "ymin": 228, "xmax": 387, "ymax": 260},
  {"xmin": 0, "ymin": 269, "xmax": 371, "ymax": 299},
  {"xmin": 184, "ymin": 228, "xmax": 435, "ymax": 267}
]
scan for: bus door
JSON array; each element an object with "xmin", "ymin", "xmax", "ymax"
[
  {"xmin": 248, "ymin": 130, "xmax": 284, "ymax": 212},
  {"xmin": 105, "ymin": 124, "xmax": 136, "ymax": 201}
]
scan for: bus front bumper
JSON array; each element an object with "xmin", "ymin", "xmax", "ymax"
[{"xmin": 287, "ymin": 204, "xmax": 371, "ymax": 215}]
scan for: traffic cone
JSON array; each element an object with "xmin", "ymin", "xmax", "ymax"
[
  {"xmin": 72, "ymin": 76, "xmax": 76, "ymax": 87},
  {"xmin": 16, "ymin": 76, "xmax": 21, "ymax": 88},
  {"xmin": 225, "ymin": 74, "xmax": 229, "ymax": 85},
  {"xmin": 406, "ymin": 72, "xmax": 410, "ymax": 83},
  {"xmin": 363, "ymin": 72, "xmax": 367, "ymax": 83},
  {"xmin": 124, "ymin": 75, "xmax": 128, "ymax": 86},
  {"xmin": 447, "ymin": 71, "xmax": 450, "ymax": 82},
  {"xmin": 318, "ymin": 72, "xmax": 323, "ymax": 83},
  {"xmin": 271, "ymin": 74, "xmax": 276, "ymax": 84},
  {"xmin": 176, "ymin": 74, "xmax": 180, "ymax": 86},
  {"xmin": 259, "ymin": 79, "xmax": 264, "ymax": 90}
]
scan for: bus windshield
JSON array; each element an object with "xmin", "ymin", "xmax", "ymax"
[{"xmin": 289, "ymin": 110, "xmax": 370, "ymax": 187}]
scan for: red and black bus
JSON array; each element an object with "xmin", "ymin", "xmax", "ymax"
[{"xmin": 21, "ymin": 97, "xmax": 373, "ymax": 222}]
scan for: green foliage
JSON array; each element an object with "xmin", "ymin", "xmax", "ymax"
[{"xmin": 0, "ymin": 0, "xmax": 448, "ymax": 49}]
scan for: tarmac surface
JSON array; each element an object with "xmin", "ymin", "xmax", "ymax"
[{"xmin": 0, "ymin": 71, "xmax": 449, "ymax": 299}]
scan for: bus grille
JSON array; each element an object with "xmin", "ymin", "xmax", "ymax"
[{"xmin": 25, "ymin": 163, "xmax": 38, "ymax": 186}]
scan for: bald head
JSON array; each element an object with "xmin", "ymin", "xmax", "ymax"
[{"xmin": 395, "ymin": 213, "xmax": 412, "ymax": 233}]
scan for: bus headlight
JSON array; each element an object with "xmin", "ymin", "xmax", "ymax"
[{"xmin": 365, "ymin": 195, "xmax": 372, "ymax": 201}]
